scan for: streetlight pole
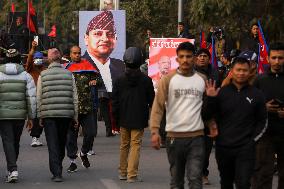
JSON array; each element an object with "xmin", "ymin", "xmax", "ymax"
[
  {"xmin": 178, "ymin": 0, "xmax": 184, "ymax": 22},
  {"xmin": 115, "ymin": 0, "xmax": 120, "ymax": 10}
]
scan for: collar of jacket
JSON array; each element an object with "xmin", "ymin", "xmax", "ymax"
[
  {"xmin": 48, "ymin": 62, "xmax": 62, "ymax": 69},
  {"xmin": 267, "ymin": 68, "xmax": 284, "ymax": 77},
  {"xmin": 195, "ymin": 64, "xmax": 212, "ymax": 75},
  {"xmin": 228, "ymin": 82, "xmax": 250, "ymax": 92}
]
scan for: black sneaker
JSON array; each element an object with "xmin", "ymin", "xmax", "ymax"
[
  {"xmin": 79, "ymin": 153, "xmax": 90, "ymax": 168},
  {"xmin": 67, "ymin": 162, "xmax": 77, "ymax": 173}
]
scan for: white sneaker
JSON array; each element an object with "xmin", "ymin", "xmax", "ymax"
[
  {"xmin": 6, "ymin": 171, "xmax": 18, "ymax": 183},
  {"xmin": 87, "ymin": 150, "xmax": 96, "ymax": 156},
  {"xmin": 31, "ymin": 137, "xmax": 43, "ymax": 147}
]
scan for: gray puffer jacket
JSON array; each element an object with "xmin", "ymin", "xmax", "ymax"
[{"xmin": 0, "ymin": 63, "xmax": 36, "ymax": 120}]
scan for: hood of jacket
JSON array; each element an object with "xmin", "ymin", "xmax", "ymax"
[{"xmin": 0, "ymin": 63, "xmax": 25, "ymax": 75}]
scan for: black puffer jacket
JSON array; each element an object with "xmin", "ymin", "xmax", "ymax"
[{"xmin": 112, "ymin": 69, "xmax": 155, "ymax": 129}]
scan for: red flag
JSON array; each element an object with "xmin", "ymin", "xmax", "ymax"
[
  {"xmin": 27, "ymin": 0, "xmax": 36, "ymax": 33},
  {"xmin": 200, "ymin": 31, "xmax": 207, "ymax": 49},
  {"xmin": 257, "ymin": 20, "xmax": 269, "ymax": 74},
  {"xmin": 11, "ymin": 3, "xmax": 15, "ymax": 13},
  {"xmin": 208, "ymin": 37, "xmax": 218, "ymax": 69},
  {"xmin": 48, "ymin": 25, "xmax": 56, "ymax": 37}
]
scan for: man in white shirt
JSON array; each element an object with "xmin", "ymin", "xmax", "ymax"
[{"xmin": 83, "ymin": 10, "xmax": 125, "ymax": 137}]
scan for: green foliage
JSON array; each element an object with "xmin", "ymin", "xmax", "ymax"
[{"xmin": 0, "ymin": 0, "xmax": 282, "ymax": 51}]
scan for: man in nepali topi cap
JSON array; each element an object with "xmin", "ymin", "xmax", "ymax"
[{"xmin": 82, "ymin": 10, "xmax": 125, "ymax": 137}]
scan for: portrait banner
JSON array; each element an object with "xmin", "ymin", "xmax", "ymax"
[
  {"xmin": 149, "ymin": 38, "xmax": 195, "ymax": 89},
  {"xmin": 79, "ymin": 10, "xmax": 126, "ymax": 60}
]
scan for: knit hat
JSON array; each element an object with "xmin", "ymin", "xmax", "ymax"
[
  {"xmin": 48, "ymin": 48, "xmax": 61, "ymax": 61},
  {"xmin": 6, "ymin": 49, "xmax": 19, "ymax": 58},
  {"xmin": 86, "ymin": 11, "xmax": 116, "ymax": 35}
]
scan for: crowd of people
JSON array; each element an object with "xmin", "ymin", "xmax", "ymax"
[{"xmin": 0, "ymin": 16, "xmax": 283, "ymax": 189}]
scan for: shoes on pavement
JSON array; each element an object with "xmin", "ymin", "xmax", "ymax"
[
  {"xmin": 87, "ymin": 150, "xmax": 96, "ymax": 156},
  {"xmin": 6, "ymin": 171, "xmax": 18, "ymax": 183},
  {"xmin": 118, "ymin": 175, "xmax": 127, "ymax": 180},
  {"xmin": 51, "ymin": 176, "xmax": 63, "ymax": 182},
  {"xmin": 67, "ymin": 162, "xmax": 77, "ymax": 173},
  {"xmin": 202, "ymin": 176, "xmax": 210, "ymax": 185},
  {"xmin": 31, "ymin": 137, "xmax": 43, "ymax": 147},
  {"xmin": 79, "ymin": 152, "xmax": 90, "ymax": 168},
  {"xmin": 126, "ymin": 176, "xmax": 143, "ymax": 183}
]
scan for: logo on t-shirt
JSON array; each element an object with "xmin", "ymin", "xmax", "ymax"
[{"xmin": 174, "ymin": 88, "xmax": 203, "ymax": 99}]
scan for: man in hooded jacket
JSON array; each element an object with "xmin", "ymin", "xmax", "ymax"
[{"xmin": 112, "ymin": 47, "xmax": 155, "ymax": 183}]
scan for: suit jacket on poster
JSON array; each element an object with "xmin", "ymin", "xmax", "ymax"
[{"xmin": 82, "ymin": 51, "xmax": 125, "ymax": 98}]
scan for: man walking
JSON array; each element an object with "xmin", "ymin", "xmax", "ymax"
[
  {"xmin": 150, "ymin": 42, "xmax": 216, "ymax": 189},
  {"xmin": 113, "ymin": 47, "xmax": 155, "ymax": 183},
  {"xmin": 206, "ymin": 57, "xmax": 267, "ymax": 189},
  {"xmin": 65, "ymin": 46, "xmax": 99, "ymax": 172},
  {"xmin": 252, "ymin": 42, "xmax": 284, "ymax": 189},
  {"xmin": 37, "ymin": 48, "xmax": 78, "ymax": 182},
  {"xmin": 194, "ymin": 48, "xmax": 220, "ymax": 185},
  {"xmin": 0, "ymin": 49, "xmax": 36, "ymax": 183}
]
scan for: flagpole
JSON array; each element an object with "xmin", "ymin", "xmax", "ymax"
[{"xmin": 27, "ymin": 0, "xmax": 31, "ymax": 51}]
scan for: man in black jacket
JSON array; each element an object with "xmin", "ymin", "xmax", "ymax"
[
  {"xmin": 206, "ymin": 57, "xmax": 267, "ymax": 189},
  {"xmin": 112, "ymin": 47, "xmax": 155, "ymax": 183},
  {"xmin": 195, "ymin": 48, "xmax": 220, "ymax": 185},
  {"xmin": 252, "ymin": 42, "xmax": 284, "ymax": 189}
]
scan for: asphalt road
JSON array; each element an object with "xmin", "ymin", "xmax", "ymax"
[{"xmin": 0, "ymin": 121, "xmax": 278, "ymax": 189}]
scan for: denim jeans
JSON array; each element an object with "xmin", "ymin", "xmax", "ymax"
[{"xmin": 166, "ymin": 136, "xmax": 205, "ymax": 189}]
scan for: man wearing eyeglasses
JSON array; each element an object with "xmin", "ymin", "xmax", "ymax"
[{"xmin": 83, "ymin": 11, "xmax": 125, "ymax": 137}]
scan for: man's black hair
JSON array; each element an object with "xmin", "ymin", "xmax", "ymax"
[
  {"xmin": 269, "ymin": 42, "xmax": 284, "ymax": 55},
  {"xmin": 232, "ymin": 57, "xmax": 250, "ymax": 68},
  {"xmin": 178, "ymin": 22, "xmax": 184, "ymax": 26},
  {"xmin": 196, "ymin": 48, "xmax": 211, "ymax": 59},
  {"xmin": 176, "ymin": 42, "xmax": 195, "ymax": 55}
]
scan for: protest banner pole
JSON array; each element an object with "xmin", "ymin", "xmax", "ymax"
[
  {"xmin": 178, "ymin": 0, "xmax": 183, "ymax": 34},
  {"xmin": 116, "ymin": 0, "xmax": 120, "ymax": 10}
]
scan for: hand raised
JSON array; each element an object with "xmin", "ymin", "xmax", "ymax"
[{"xmin": 206, "ymin": 79, "xmax": 220, "ymax": 97}]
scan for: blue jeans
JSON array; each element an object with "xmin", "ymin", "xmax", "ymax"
[{"xmin": 166, "ymin": 136, "xmax": 205, "ymax": 189}]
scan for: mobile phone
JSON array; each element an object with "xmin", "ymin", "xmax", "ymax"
[{"xmin": 34, "ymin": 36, "xmax": 39, "ymax": 44}]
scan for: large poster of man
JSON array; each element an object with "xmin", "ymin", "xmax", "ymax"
[
  {"xmin": 79, "ymin": 10, "xmax": 126, "ymax": 60},
  {"xmin": 149, "ymin": 38, "xmax": 195, "ymax": 89},
  {"xmin": 79, "ymin": 10, "xmax": 126, "ymax": 136}
]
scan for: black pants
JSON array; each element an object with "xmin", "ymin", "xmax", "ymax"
[
  {"xmin": 251, "ymin": 135, "xmax": 284, "ymax": 189},
  {"xmin": 203, "ymin": 135, "xmax": 213, "ymax": 177},
  {"xmin": 0, "ymin": 120, "xmax": 25, "ymax": 172},
  {"xmin": 159, "ymin": 111, "xmax": 167, "ymax": 143},
  {"xmin": 166, "ymin": 136, "xmax": 205, "ymax": 189},
  {"xmin": 44, "ymin": 118, "xmax": 71, "ymax": 177},
  {"xmin": 66, "ymin": 112, "xmax": 97, "ymax": 159},
  {"xmin": 99, "ymin": 97, "xmax": 112, "ymax": 134},
  {"xmin": 30, "ymin": 118, "xmax": 43, "ymax": 138},
  {"xmin": 216, "ymin": 143, "xmax": 255, "ymax": 189}
]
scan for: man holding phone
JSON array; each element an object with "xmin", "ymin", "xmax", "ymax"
[{"xmin": 252, "ymin": 42, "xmax": 284, "ymax": 189}]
